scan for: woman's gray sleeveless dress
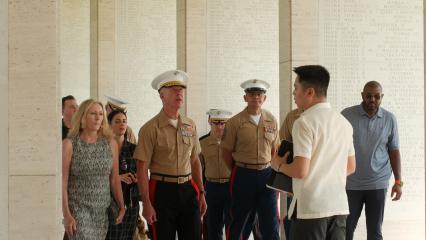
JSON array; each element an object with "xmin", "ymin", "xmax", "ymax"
[{"xmin": 68, "ymin": 136, "xmax": 112, "ymax": 240}]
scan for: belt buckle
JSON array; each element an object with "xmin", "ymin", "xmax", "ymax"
[
  {"xmin": 259, "ymin": 163, "xmax": 269, "ymax": 170},
  {"xmin": 177, "ymin": 176, "xmax": 186, "ymax": 184}
]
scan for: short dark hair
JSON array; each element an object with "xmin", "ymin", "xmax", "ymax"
[
  {"xmin": 62, "ymin": 95, "xmax": 76, "ymax": 110},
  {"xmin": 293, "ymin": 65, "xmax": 330, "ymax": 97},
  {"xmin": 363, "ymin": 81, "xmax": 382, "ymax": 92},
  {"xmin": 108, "ymin": 109, "xmax": 127, "ymax": 124}
]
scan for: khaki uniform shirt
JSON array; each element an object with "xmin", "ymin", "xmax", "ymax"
[
  {"xmin": 222, "ymin": 108, "xmax": 279, "ymax": 165},
  {"xmin": 133, "ymin": 110, "xmax": 201, "ymax": 176},
  {"xmin": 279, "ymin": 108, "xmax": 303, "ymax": 142},
  {"xmin": 200, "ymin": 134, "xmax": 230, "ymax": 179}
]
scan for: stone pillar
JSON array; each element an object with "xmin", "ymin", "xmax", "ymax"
[
  {"xmin": 61, "ymin": 0, "xmax": 91, "ymax": 101},
  {"xmin": 278, "ymin": 1, "xmax": 292, "ymax": 238},
  {"xmin": 424, "ymin": 0, "xmax": 426, "ymax": 234},
  {"xmin": 90, "ymin": 0, "xmax": 99, "ymax": 100},
  {"xmin": 8, "ymin": 0, "xmax": 61, "ymax": 239},
  {"xmin": 108, "ymin": 0, "xmax": 178, "ymax": 130},
  {"xmin": 186, "ymin": 0, "xmax": 280, "ymax": 135},
  {"xmin": 290, "ymin": 0, "xmax": 424, "ymax": 239},
  {"xmin": 97, "ymin": 0, "xmax": 116, "ymax": 101},
  {"xmin": 186, "ymin": 0, "xmax": 208, "ymax": 130},
  {"xmin": 0, "ymin": 0, "xmax": 9, "ymax": 238},
  {"xmin": 177, "ymin": 0, "xmax": 187, "ymax": 116},
  {"xmin": 279, "ymin": 0, "xmax": 293, "ymax": 122}
]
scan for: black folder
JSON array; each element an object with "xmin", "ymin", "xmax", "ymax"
[{"xmin": 266, "ymin": 140, "xmax": 293, "ymax": 193}]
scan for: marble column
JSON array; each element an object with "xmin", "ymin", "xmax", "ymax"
[
  {"xmin": 8, "ymin": 0, "xmax": 61, "ymax": 239},
  {"xmin": 186, "ymin": 0, "xmax": 208, "ymax": 130},
  {"xmin": 61, "ymin": 0, "xmax": 91, "ymax": 101},
  {"xmin": 278, "ymin": 1, "xmax": 292, "ymax": 239},
  {"xmin": 0, "ymin": 0, "xmax": 9, "ymax": 238}
]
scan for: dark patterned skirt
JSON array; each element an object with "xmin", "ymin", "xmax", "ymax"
[{"xmin": 105, "ymin": 203, "xmax": 140, "ymax": 240}]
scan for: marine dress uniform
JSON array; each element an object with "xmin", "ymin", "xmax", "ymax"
[
  {"xmin": 134, "ymin": 70, "xmax": 204, "ymax": 240},
  {"xmin": 222, "ymin": 79, "xmax": 280, "ymax": 240},
  {"xmin": 200, "ymin": 109, "xmax": 232, "ymax": 240}
]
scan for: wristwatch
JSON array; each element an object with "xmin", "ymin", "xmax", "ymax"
[
  {"xmin": 395, "ymin": 179, "xmax": 404, "ymax": 187},
  {"xmin": 199, "ymin": 189, "xmax": 206, "ymax": 195}
]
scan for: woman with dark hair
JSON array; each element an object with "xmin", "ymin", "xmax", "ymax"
[{"xmin": 106, "ymin": 110, "xmax": 141, "ymax": 240}]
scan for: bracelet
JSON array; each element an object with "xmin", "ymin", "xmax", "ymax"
[
  {"xmin": 199, "ymin": 190, "xmax": 206, "ymax": 195},
  {"xmin": 395, "ymin": 179, "xmax": 404, "ymax": 187}
]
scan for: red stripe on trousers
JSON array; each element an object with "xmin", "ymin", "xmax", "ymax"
[
  {"xmin": 276, "ymin": 192, "xmax": 281, "ymax": 224},
  {"xmin": 191, "ymin": 179, "xmax": 200, "ymax": 200}
]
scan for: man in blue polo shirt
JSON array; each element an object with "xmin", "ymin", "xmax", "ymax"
[{"xmin": 342, "ymin": 81, "xmax": 402, "ymax": 240}]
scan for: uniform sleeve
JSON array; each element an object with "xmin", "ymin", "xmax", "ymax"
[
  {"xmin": 387, "ymin": 113, "xmax": 400, "ymax": 150},
  {"xmin": 191, "ymin": 125, "xmax": 202, "ymax": 157},
  {"xmin": 279, "ymin": 114, "xmax": 292, "ymax": 141},
  {"xmin": 133, "ymin": 125, "xmax": 155, "ymax": 164},
  {"xmin": 292, "ymin": 117, "xmax": 313, "ymax": 159},
  {"xmin": 221, "ymin": 118, "xmax": 237, "ymax": 151},
  {"xmin": 200, "ymin": 153, "xmax": 205, "ymax": 164},
  {"xmin": 273, "ymin": 119, "xmax": 280, "ymax": 148}
]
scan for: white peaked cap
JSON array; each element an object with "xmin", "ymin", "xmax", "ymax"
[
  {"xmin": 206, "ymin": 109, "xmax": 232, "ymax": 121},
  {"xmin": 105, "ymin": 95, "xmax": 129, "ymax": 111},
  {"xmin": 151, "ymin": 70, "xmax": 188, "ymax": 90},
  {"xmin": 240, "ymin": 79, "xmax": 270, "ymax": 92}
]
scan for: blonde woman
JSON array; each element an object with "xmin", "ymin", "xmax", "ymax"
[{"xmin": 62, "ymin": 99, "xmax": 125, "ymax": 240}]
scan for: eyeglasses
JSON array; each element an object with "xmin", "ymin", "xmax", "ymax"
[{"xmin": 212, "ymin": 121, "xmax": 226, "ymax": 125}]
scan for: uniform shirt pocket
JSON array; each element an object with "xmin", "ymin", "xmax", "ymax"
[
  {"xmin": 182, "ymin": 136, "xmax": 193, "ymax": 158},
  {"xmin": 264, "ymin": 132, "xmax": 275, "ymax": 141},
  {"xmin": 264, "ymin": 123, "xmax": 277, "ymax": 142},
  {"xmin": 182, "ymin": 136, "xmax": 192, "ymax": 145},
  {"xmin": 157, "ymin": 135, "xmax": 169, "ymax": 150}
]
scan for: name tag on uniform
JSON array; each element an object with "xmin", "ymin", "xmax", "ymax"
[{"xmin": 181, "ymin": 124, "xmax": 194, "ymax": 137}]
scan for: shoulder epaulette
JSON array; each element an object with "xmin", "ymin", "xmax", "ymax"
[{"xmin": 199, "ymin": 132, "xmax": 211, "ymax": 141}]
